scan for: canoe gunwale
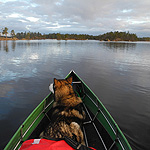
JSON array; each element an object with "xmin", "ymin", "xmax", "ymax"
[
  {"xmin": 84, "ymin": 93, "xmax": 124, "ymax": 150},
  {"xmin": 22, "ymin": 99, "xmax": 54, "ymax": 139},
  {"xmin": 4, "ymin": 93, "xmax": 54, "ymax": 150}
]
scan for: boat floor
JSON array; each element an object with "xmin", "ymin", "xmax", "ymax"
[{"xmin": 29, "ymin": 101, "xmax": 118, "ymax": 150}]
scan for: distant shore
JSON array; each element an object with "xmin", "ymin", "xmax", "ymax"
[
  {"xmin": 0, "ymin": 37, "xmax": 16, "ymax": 41},
  {"xmin": 1, "ymin": 31, "xmax": 150, "ymax": 41},
  {"xmin": 0, "ymin": 37, "xmax": 150, "ymax": 42}
]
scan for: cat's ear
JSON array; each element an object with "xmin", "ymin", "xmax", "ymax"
[
  {"xmin": 66, "ymin": 76, "xmax": 73, "ymax": 84},
  {"xmin": 54, "ymin": 78, "xmax": 61, "ymax": 88}
]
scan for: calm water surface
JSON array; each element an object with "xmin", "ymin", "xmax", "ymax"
[{"xmin": 0, "ymin": 40, "xmax": 150, "ymax": 150}]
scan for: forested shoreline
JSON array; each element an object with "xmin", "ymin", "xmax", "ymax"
[{"xmin": 0, "ymin": 27, "xmax": 150, "ymax": 41}]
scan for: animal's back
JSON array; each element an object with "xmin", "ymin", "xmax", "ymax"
[{"xmin": 43, "ymin": 77, "xmax": 85, "ymax": 145}]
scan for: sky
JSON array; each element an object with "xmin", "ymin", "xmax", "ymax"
[{"xmin": 0, "ymin": 0, "xmax": 150, "ymax": 37}]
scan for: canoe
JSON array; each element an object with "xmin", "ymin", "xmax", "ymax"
[{"xmin": 4, "ymin": 70, "xmax": 132, "ymax": 150}]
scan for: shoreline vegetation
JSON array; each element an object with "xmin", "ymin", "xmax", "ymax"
[{"xmin": 0, "ymin": 28, "xmax": 150, "ymax": 41}]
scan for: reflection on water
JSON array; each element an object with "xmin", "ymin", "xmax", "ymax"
[
  {"xmin": 0, "ymin": 41, "xmax": 9, "ymax": 52},
  {"xmin": 0, "ymin": 40, "xmax": 150, "ymax": 150},
  {"xmin": 103, "ymin": 41, "xmax": 136, "ymax": 51},
  {"xmin": 11, "ymin": 41, "xmax": 16, "ymax": 51},
  {"xmin": 0, "ymin": 40, "xmax": 15, "ymax": 52},
  {"xmin": 0, "ymin": 40, "xmax": 137, "ymax": 52}
]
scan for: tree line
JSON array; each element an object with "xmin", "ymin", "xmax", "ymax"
[
  {"xmin": 15, "ymin": 32, "xmax": 99, "ymax": 40},
  {"xmin": 98, "ymin": 31, "xmax": 138, "ymax": 41},
  {"xmin": 0, "ymin": 27, "xmax": 150, "ymax": 41}
]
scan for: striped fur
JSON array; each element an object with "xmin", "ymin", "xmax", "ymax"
[{"xmin": 43, "ymin": 77, "xmax": 86, "ymax": 145}]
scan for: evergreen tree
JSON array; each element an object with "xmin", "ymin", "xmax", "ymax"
[
  {"xmin": 11, "ymin": 30, "xmax": 15, "ymax": 38},
  {"xmin": 25, "ymin": 32, "xmax": 30, "ymax": 40},
  {"xmin": 2, "ymin": 27, "xmax": 8, "ymax": 39}
]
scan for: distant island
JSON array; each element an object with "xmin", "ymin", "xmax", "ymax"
[{"xmin": 0, "ymin": 27, "xmax": 150, "ymax": 41}]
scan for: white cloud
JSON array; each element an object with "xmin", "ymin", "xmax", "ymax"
[
  {"xmin": 19, "ymin": 19, "xmax": 27, "ymax": 23},
  {"xmin": 0, "ymin": 0, "xmax": 16, "ymax": 2},
  {"xmin": 122, "ymin": 9, "xmax": 133, "ymax": 13},
  {"xmin": 26, "ymin": 17, "xmax": 39, "ymax": 22},
  {"xmin": 7, "ymin": 13, "xmax": 23, "ymax": 18},
  {"xmin": 26, "ymin": 25, "xmax": 31, "ymax": 30},
  {"xmin": 47, "ymin": 24, "xmax": 71, "ymax": 29}
]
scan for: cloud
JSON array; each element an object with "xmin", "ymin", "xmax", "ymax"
[
  {"xmin": 0, "ymin": 0, "xmax": 150, "ymax": 36},
  {"xmin": 26, "ymin": 17, "xmax": 39, "ymax": 22}
]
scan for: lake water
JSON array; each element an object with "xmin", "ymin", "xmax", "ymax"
[{"xmin": 0, "ymin": 40, "xmax": 150, "ymax": 150}]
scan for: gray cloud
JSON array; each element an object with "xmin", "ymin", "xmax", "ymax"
[{"xmin": 0, "ymin": 0, "xmax": 150, "ymax": 36}]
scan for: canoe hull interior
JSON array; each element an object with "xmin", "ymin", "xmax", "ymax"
[{"xmin": 4, "ymin": 70, "xmax": 132, "ymax": 150}]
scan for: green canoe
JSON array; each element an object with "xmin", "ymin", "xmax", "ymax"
[{"xmin": 4, "ymin": 70, "xmax": 132, "ymax": 150}]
